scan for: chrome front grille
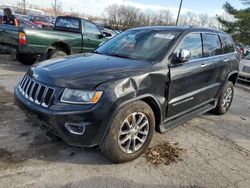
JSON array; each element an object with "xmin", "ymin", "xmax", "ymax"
[
  {"xmin": 18, "ymin": 75, "xmax": 55, "ymax": 108},
  {"xmin": 243, "ymin": 66, "xmax": 250, "ymax": 73}
]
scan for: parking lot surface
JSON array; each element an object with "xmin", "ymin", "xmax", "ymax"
[{"xmin": 0, "ymin": 55, "xmax": 250, "ymax": 188}]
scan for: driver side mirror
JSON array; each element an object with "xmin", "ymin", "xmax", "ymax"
[
  {"xmin": 177, "ymin": 49, "xmax": 191, "ymax": 63},
  {"xmin": 99, "ymin": 32, "xmax": 107, "ymax": 39}
]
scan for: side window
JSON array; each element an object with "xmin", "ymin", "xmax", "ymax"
[
  {"xmin": 203, "ymin": 34, "xmax": 222, "ymax": 57},
  {"xmin": 177, "ymin": 33, "xmax": 202, "ymax": 60},
  {"xmin": 220, "ymin": 35, "xmax": 235, "ymax": 53},
  {"xmin": 83, "ymin": 21, "xmax": 101, "ymax": 35},
  {"xmin": 55, "ymin": 18, "xmax": 80, "ymax": 29}
]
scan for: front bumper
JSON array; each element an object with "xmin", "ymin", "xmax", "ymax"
[
  {"xmin": 239, "ymin": 71, "xmax": 250, "ymax": 82},
  {"xmin": 14, "ymin": 87, "xmax": 111, "ymax": 147}
]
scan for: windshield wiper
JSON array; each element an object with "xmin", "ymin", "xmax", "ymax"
[
  {"xmin": 95, "ymin": 51, "xmax": 137, "ymax": 60},
  {"xmin": 109, "ymin": 53, "xmax": 135, "ymax": 60},
  {"xmin": 94, "ymin": 51, "xmax": 105, "ymax": 55}
]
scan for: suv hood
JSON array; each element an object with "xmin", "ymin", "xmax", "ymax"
[{"xmin": 28, "ymin": 53, "xmax": 152, "ymax": 89}]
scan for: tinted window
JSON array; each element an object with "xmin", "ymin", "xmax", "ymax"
[
  {"xmin": 96, "ymin": 30, "xmax": 180, "ymax": 62},
  {"xmin": 55, "ymin": 17, "xmax": 80, "ymax": 29},
  {"xmin": 177, "ymin": 33, "xmax": 202, "ymax": 60},
  {"xmin": 84, "ymin": 21, "xmax": 101, "ymax": 35},
  {"xmin": 220, "ymin": 35, "xmax": 235, "ymax": 53},
  {"xmin": 203, "ymin": 34, "xmax": 222, "ymax": 57}
]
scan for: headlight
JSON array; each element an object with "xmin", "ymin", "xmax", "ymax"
[{"xmin": 61, "ymin": 89, "xmax": 103, "ymax": 104}]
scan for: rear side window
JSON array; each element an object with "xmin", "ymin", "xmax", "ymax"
[
  {"xmin": 220, "ymin": 35, "xmax": 235, "ymax": 53},
  {"xmin": 177, "ymin": 33, "xmax": 203, "ymax": 60},
  {"xmin": 203, "ymin": 34, "xmax": 222, "ymax": 57},
  {"xmin": 55, "ymin": 17, "xmax": 80, "ymax": 29}
]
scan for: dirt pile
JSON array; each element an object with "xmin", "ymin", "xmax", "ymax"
[{"xmin": 145, "ymin": 142, "xmax": 185, "ymax": 165}]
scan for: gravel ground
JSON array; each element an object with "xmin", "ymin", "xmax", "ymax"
[{"xmin": 0, "ymin": 55, "xmax": 250, "ymax": 188}]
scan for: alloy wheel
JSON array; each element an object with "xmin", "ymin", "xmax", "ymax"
[
  {"xmin": 222, "ymin": 87, "xmax": 233, "ymax": 111},
  {"xmin": 118, "ymin": 112, "xmax": 149, "ymax": 154}
]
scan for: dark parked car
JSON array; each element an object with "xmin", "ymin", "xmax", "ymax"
[
  {"xmin": 14, "ymin": 26, "xmax": 239, "ymax": 162},
  {"xmin": 239, "ymin": 53, "xmax": 250, "ymax": 82}
]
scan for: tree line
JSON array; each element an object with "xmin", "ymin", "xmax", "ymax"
[
  {"xmin": 15, "ymin": 0, "xmax": 250, "ymax": 45},
  {"xmin": 103, "ymin": 2, "xmax": 249, "ymax": 45},
  {"xmin": 102, "ymin": 4, "xmax": 222, "ymax": 30}
]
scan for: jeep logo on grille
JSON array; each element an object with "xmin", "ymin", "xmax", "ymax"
[{"xmin": 32, "ymin": 73, "xmax": 39, "ymax": 79}]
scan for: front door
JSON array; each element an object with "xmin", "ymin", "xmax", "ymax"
[
  {"xmin": 167, "ymin": 32, "xmax": 221, "ymax": 117},
  {"xmin": 82, "ymin": 20, "xmax": 105, "ymax": 52}
]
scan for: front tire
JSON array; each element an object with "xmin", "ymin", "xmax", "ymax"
[
  {"xmin": 16, "ymin": 54, "xmax": 37, "ymax": 65},
  {"xmin": 48, "ymin": 49, "xmax": 67, "ymax": 59},
  {"xmin": 100, "ymin": 100, "xmax": 155, "ymax": 163},
  {"xmin": 213, "ymin": 81, "xmax": 234, "ymax": 115}
]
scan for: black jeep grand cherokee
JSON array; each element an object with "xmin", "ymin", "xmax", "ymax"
[{"xmin": 15, "ymin": 26, "xmax": 239, "ymax": 162}]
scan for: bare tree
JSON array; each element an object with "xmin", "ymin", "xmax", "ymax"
[
  {"xmin": 103, "ymin": 4, "xmax": 223, "ymax": 30},
  {"xmin": 69, "ymin": 8, "xmax": 80, "ymax": 17},
  {"xmin": 178, "ymin": 11, "xmax": 221, "ymax": 28},
  {"xmin": 16, "ymin": 0, "xmax": 26, "ymax": 14},
  {"xmin": 104, "ymin": 5, "xmax": 142, "ymax": 30},
  {"xmin": 103, "ymin": 4, "xmax": 119, "ymax": 29},
  {"xmin": 52, "ymin": 0, "xmax": 63, "ymax": 17},
  {"xmin": 150, "ymin": 10, "xmax": 174, "ymax": 26},
  {"xmin": 103, "ymin": 4, "xmax": 174, "ymax": 30}
]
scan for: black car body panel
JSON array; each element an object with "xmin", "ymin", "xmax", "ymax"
[
  {"xmin": 14, "ymin": 26, "xmax": 239, "ymax": 147},
  {"xmin": 28, "ymin": 53, "xmax": 153, "ymax": 89}
]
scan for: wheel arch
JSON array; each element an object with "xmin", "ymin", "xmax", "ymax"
[
  {"xmin": 140, "ymin": 96, "xmax": 162, "ymax": 132},
  {"xmin": 47, "ymin": 41, "xmax": 71, "ymax": 56},
  {"xmin": 227, "ymin": 71, "xmax": 239, "ymax": 85},
  {"xmin": 114, "ymin": 94, "xmax": 163, "ymax": 132}
]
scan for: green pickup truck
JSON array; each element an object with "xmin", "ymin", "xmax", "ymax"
[{"xmin": 0, "ymin": 16, "xmax": 107, "ymax": 65}]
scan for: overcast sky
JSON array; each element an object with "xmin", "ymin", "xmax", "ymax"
[{"xmin": 1, "ymin": 0, "xmax": 245, "ymax": 16}]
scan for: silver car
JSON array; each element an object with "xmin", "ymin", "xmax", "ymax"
[{"xmin": 239, "ymin": 54, "xmax": 250, "ymax": 82}]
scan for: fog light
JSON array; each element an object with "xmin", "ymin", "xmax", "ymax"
[{"xmin": 65, "ymin": 123, "xmax": 86, "ymax": 135}]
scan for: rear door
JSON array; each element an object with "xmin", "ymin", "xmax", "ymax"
[
  {"xmin": 167, "ymin": 32, "xmax": 223, "ymax": 117},
  {"xmin": 82, "ymin": 20, "xmax": 104, "ymax": 52},
  {"xmin": 219, "ymin": 34, "xmax": 238, "ymax": 81},
  {"xmin": 202, "ymin": 33, "xmax": 229, "ymax": 96}
]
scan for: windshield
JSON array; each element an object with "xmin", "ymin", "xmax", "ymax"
[{"xmin": 96, "ymin": 29, "xmax": 180, "ymax": 62}]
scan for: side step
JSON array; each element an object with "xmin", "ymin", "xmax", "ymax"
[{"xmin": 160, "ymin": 103, "xmax": 215, "ymax": 133}]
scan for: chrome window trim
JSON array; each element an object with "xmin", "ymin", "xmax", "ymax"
[{"xmin": 171, "ymin": 31, "xmax": 237, "ymax": 65}]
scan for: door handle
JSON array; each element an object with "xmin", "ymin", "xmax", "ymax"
[
  {"xmin": 224, "ymin": 59, "xmax": 229, "ymax": 62},
  {"xmin": 201, "ymin": 63, "xmax": 209, "ymax": 68}
]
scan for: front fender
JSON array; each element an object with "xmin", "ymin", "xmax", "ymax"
[{"xmin": 94, "ymin": 69, "xmax": 169, "ymax": 143}]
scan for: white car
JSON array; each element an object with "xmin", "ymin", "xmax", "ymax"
[{"xmin": 239, "ymin": 54, "xmax": 250, "ymax": 82}]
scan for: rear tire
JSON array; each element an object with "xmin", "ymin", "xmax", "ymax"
[
  {"xmin": 100, "ymin": 100, "xmax": 155, "ymax": 163},
  {"xmin": 213, "ymin": 81, "xmax": 234, "ymax": 115},
  {"xmin": 16, "ymin": 54, "xmax": 37, "ymax": 65},
  {"xmin": 48, "ymin": 49, "xmax": 67, "ymax": 59}
]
